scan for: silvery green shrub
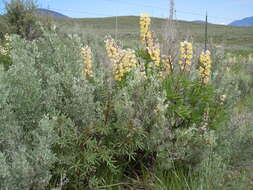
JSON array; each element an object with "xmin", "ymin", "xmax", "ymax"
[
  {"xmin": 0, "ymin": 35, "xmax": 56, "ymax": 189},
  {"xmin": 0, "ymin": 30, "xmax": 234, "ymax": 189}
]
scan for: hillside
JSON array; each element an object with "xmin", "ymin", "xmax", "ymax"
[
  {"xmin": 52, "ymin": 16, "xmax": 253, "ymax": 55},
  {"xmin": 229, "ymin": 16, "xmax": 253, "ymax": 26},
  {"xmin": 192, "ymin": 20, "xmax": 212, "ymax": 24},
  {"xmin": 36, "ymin": 8, "xmax": 68, "ymax": 18}
]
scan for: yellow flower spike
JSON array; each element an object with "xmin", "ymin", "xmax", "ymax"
[
  {"xmin": 104, "ymin": 35, "xmax": 120, "ymax": 59},
  {"xmin": 81, "ymin": 45, "xmax": 93, "ymax": 78},
  {"xmin": 104, "ymin": 36, "xmax": 137, "ymax": 81},
  {"xmin": 140, "ymin": 14, "xmax": 161, "ymax": 67},
  {"xmin": 140, "ymin": 13, "xmax": 151, "ymax": 44},
  {"xmin": 147, "ymin": 44, "xmax": 161, "ymax": 67},
  {"xmin": 179, "ymin": 41, "xmax": 193, "ymax": 71},
  {"xmin": 160, "ymin": 55, "xmax": 173, "ymax": 77},
  {"xmin": 199, "ymin": 50, "xmax": 212, "ymax": 84}
]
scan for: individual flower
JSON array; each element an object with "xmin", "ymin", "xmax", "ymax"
[
  {"xmin": 199, "ymin": 50, "xmax": 212, "ymax": 84},
  {"xmin": 81, "ymin": 45, "xmax": 93, "ymax": 77},
  {"xmin": 220, "ymin": 94, "xmax": 226, "ymax": 105},
  {"xmin": 179, "ymin": 41, "xmax": 193, "ymax": 71}
]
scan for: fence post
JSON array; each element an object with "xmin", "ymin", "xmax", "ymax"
[
  {"xmin": 115, "ymin": 14, "xmax": 118, "ymax": 40},
  {"xmin": 204, "ymin": 11, "xmax": 208, "ymax": 51}
]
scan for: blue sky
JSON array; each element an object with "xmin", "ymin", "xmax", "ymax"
[{"xmin": 3, "ymin": 0, "xmax": 253, "ymax": 24}]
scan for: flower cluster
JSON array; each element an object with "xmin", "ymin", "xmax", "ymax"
[
  {"xmin": 147, "ymin": 39, "xmax": 161, "ymax": 67},
  {"xmin": 179, "ymin": 41, "xmax": 193, "ymax": 71},
  {"xmin": 160, "ymin": 55, "xmax": 173, "ymax": 77},
  {"xmin": 140, "ymin": 13, "xmax": 151, "ymax": 45},
  {"xmin": 140, "ymin": 14, "xmax": 161, "ymax": 67},
  {"xmin": 199, "ymin": 50, "xmax": 212, "ymax": 84},
  {"xmin": 81, "ymin": 45, "xmax": 93, "ymax": 77},
  {"xmin": 105, "ymin": 36, "xmax": 137, "ymax": 81},
  {"xmin": 200, "ymin": 110, "xmax": 209, "ymax": 132},
  {"xmin": 104, "ymin": 35, "xmax": 120, "ymax": 59},
  {"xmin": 220, "ymin": 94, "xmax": 226, "ymax": 105},
  {"xmin": 0, "ymin": 34, "xmax": 12, "ymax": 56}
]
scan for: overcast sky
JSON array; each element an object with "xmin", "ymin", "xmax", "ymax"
[{"xmin": 2, "ymin": 0, "xmax": 253, "ymax": 24}]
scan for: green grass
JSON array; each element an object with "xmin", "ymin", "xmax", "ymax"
[{"xmin": 51, "ymin": 16, "xmax": 253, "ymax": 55}]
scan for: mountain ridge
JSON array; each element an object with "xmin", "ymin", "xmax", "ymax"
[
  {"xmin": 229, "ymin": 16, "xmax": 253, "ymax": 26},
  {"xmin": 36, "ymin": 8, "xmax": 253, "ymax": 27},
  {"xmin": 36, "ymin": 8, "xmax": 68, "ymax": 18}
]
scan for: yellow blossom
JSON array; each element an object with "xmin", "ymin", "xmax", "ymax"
[
  {"xmin": 179, "ymin": 41, "xmax": 193, "ymax": 71},
  {"xmin": 160, "ymin": 55, "xmax": 173, "ymax": 77},
  {"xmin": 105, "ymin": 36, "xmax": 137, "ymax": 81},
  {"xmin": 140, "ymin": 14, "xmax": 161, "ymax": 67},
  {"xmin": 0, "ymin": 34, "xmax": 12, "ymax": 56},
  {"xmin": 199, "ymin": 50, "xmax": 212, "ymax": 84},
  {"xmin": 147, "ymin": 41, "xmax": 161, "ymax": 66},
  {"xmin": 104, "ymin": 35, "xmax": 120, "ymax": 59},
  {"xmin": 81, "ymin": 45, "xmax": 93, "ymax": 77},
  {"xmin": 140, "ymin": 13, "xmax": 151, "ymax": 45},
  {"xmin": 220, "ymin": 94, "xmax": 226, "ymax": 105}
]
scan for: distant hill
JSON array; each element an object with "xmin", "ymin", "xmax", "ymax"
[
  {"xmin": 53, "ymin": 16, "xmax": 253, "ymax": 46},
  {"xmin": 192, "ymin": 20, "xmax": 212, "ymax": 24},
  {"xmin": 36, "ymin": 8, "xmax": 68, "ymax": 18},
  {"xmin": 192, "ymin": 20, "xmax": 206, "ymax": 23},
  {"xmin": 229, "ymin": 16, "xmax": 253, "ymax": 26}
]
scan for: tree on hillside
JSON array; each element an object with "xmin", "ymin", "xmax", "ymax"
[{"xmin": 4, "ymin": 0, "xmax": 41, "ymax": 40}]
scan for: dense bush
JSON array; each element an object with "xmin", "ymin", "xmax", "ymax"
[
  {"xmin": 3, "ymin": 0, "xmax": 42, "ymax": 40},
  {"xmin": 0, "ymin": 35, "xmax": 56, "ymax": 189}
]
